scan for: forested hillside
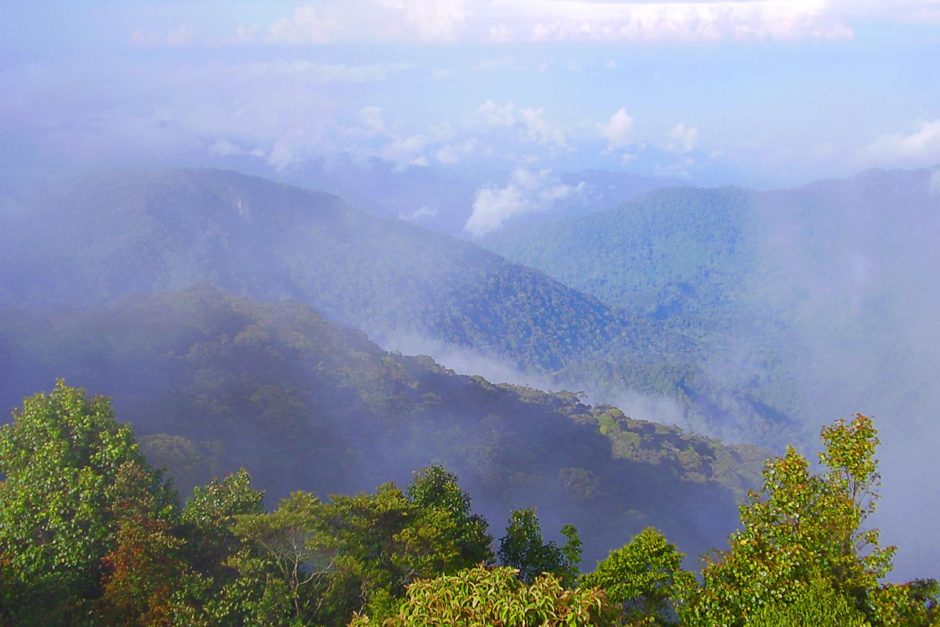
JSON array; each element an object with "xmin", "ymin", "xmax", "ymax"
[
  {"xmin": 0, "ymin": 286, "xmax": 764, "ymax": 570},
  {"xmin": 0, "ymin": 168, "xmax": 615, "ymax": 371},
  {"xmin": 0, "ymin": 168, "xmax": 798, "ymax": 445},
  {"xmin": 482, "ymin": 169, "xmax": 940, "ymax": 424},
  {"xmin": 484, "ymin": 185, "xmax": 757, "ymax": 321}
]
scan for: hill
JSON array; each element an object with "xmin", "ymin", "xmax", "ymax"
[
  {"xmin": 0, "ymin": 168, "xmax": 619, "ymax": 372},
  {"xmin": 480, "ymin": 168, "xmax": 940, "ymax": 429},
  {"xmin": 0, "ymin": 286, "xmax": 765, "ymax": 566},
  {"xmin": 0, "ymin": 167, "xmax": 798, "ymax": 443}
]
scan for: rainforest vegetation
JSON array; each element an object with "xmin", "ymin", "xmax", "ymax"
[{"xmin": 0, "ymin": 382, "xmax": 935, "ymax": 626}]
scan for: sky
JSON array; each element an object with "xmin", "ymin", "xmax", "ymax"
[{"xmin": 3, "ymin": 0, "xmax": 940, "ymax": 200}]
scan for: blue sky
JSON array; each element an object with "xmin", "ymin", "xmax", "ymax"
[{"xmin": 3, "ymin": 0, "xmax": 940, "ymax": 193}]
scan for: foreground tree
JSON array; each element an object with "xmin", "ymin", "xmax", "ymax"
[
  {"xmin": 498, "ymin": 508, "xmax": 582, "ymax": 586},
  {"xmin": 349, "ymin": 565, "xmax": 614, "ymax": 626},
  {"xmin": 211, "ymin": 491, "xmax": 325, "ymax": 626},
  {"xmin": 0, "ymin": 380, "xmax": 174, "ymax": 625},
  {"xmin": 95, "ymin": 462, "xmax": 190, "ymax": 625},
  {"xmin": 746, "ymin": 577, "xmax": 870, "ymax": 626},
  {"xmin": 318, "ymin": 480, "xmax": 486, "ymax": 623},
  {"xmin": 405, "ymin": 465, "xmax": 493, "ymax": 568},
  {"xmin": 581, "ymin": 527, "xmax": 695, "ymax": 625},
  {"xmin": 685, "ymin": 414, "xmax": 934, "ymax": 626}
]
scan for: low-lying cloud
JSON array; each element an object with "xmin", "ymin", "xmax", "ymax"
[
  {"xmin": 464, "ymin": 168, "xmax": 581, "ymax": 237},
  {"xmin": 862, "ymin": 119, "xmax": 940, "ymax": 167}
]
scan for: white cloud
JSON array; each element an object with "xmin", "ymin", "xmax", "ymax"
[
  {"xmin": 431, "ymin": 68, "xmax": 455, "ymax": 80},
  {"xmin": 249, "ymin": 0, "xmax": 470, "ymax": 44},
  {"xmin": 379, "ymin": 135, "xmax": 429, "ymax": 168},
  {"xmin": 247, "ymin": 0, "xmax": 857, "ymax": 45},
  {"xmin": 479, "ymin": 100, "xmax": 518, "ymax": 126},
  {"xmin": 267, "ymin": 131, "xmax": 321, "ymax": 171},
  {"xmin": 862, "ymin": 120, "xmax": 940, "ymax": 167},
  {"xmin": 600, "ymin": 108, "xmax": 634, "ymax": 151},
  {"xmin": 519, "ymin": 107, "xmax": 566, "ymax": 147},
  {"xmin": 266, "ymin": 6, "xmax": 341, "ymax": 44},
  {"xmin": 400, "ymin": 205, "xmax": 439, "ymax": 221},
  {"xmin": 348, "ymin": 109, "xmax": 430, "ymax": 168},
  {"xmin": 378, "ymin": 0, "xmax": 470, "ymax": 41},
  {"xmin": 466, "ymin": 182, "xmax": 531, "ymax": 237},
  {"xmin": 464, "ymin": 168, "xmax": 576, "ymax": 237},
  {"xmin": 473, "ymin": 56, "xmax": 533, "ymax": 72},
  {"xmin": 478, "ymin": 101, "xmax": 565, "ymax": 147},
  {"xmin": 656, "ymin": 156, "xmax": 697, "ymax": 179},
  {"xmin": 666, "ymin": 123, "xmax": 699, "ymax": 153},
  {"xmin": 513, "ymin": 0, "xmax": 853, "ymax": 42},
  {"xmin": 826, "ymin": 0, "xmax": 940, "ymax": 23},
  {"xmin": 208, "ymin": 138, "xmax": 268, "ymax": 159},
  {"xmin": 488, "ymin": 23, "xmax": 515, "ymax": 42},
  {"xmin": 187, "ymin": 60, "xmax": 408, "ymax": 84},
  {"xmin": 359, "ymin": 106, "xmax": 388, "ymax": 135},
  {"xmin": 209, "ymin": 138, "xmax": 244, "ymax": 157},
  {"xmin": 436, "ymin": 139, "xmax": 481, "ymax": 164}
]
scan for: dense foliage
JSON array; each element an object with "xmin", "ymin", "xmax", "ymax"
[
  {"xmin": 0, "ymin": 168, "xmax": 619, "ymax": 373},
  {"xmin": 580, "ymin": 527, "xmax": 695, "ymax": 625},
  {"xmin": 0, "ymin": 381, "xmax": 176, "ymax": 624},
  {"xmin": 0, "ymin": 383, "xmax": 935, "ymax": 626},
  {"xmin": 349, "ymin": 566, "xmax": 614, "ymax": 626},
  {"xmin": 0, "ymin": 287, "xmax": 761, "ymax": 567}
]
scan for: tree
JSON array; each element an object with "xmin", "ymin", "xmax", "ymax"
[
  {"xmin": 406, "ymin": 465, "xmax": 492, "ymax": 568},
  {"xmin": 95, "ymin": 462, "xmax": 190, "ymax": 626},
  {"xmin": 349, "ymin": 565, "xmax": 615, "ymax": 626},
  {"xmin": 686, "ymin": 415, "xmax": 897, "ymax": 625},
  {"xmin": 0, "ymin": 380, "xmax": 172, "ymax": 624},
  {"xmin": 746, "ymin": 577, "xmax": 870, "ymax": 626},
  {"xmin": 317, "ymin": 481, "xmax": 466, "ymax": 623},
  {"xmin": 181, "ymin": 467, "xmax": 264, "ymax": 579},
  {"xmin": 497, "ymin": 508, "xmax": 581, "ymax": 586},
  {"xmin": 580, "ymin": 527, "xmax": 695, "ymax": 625},
  {"xmin": 217, "ymin": 491, "xmax": 326, "ymax": 626}
]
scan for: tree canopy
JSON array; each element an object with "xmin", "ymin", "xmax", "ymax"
[{"xmin": 0, "ymin": 384, "xmax": 936, "ymax": 626}]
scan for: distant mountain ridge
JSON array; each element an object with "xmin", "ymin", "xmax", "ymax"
[
  {"xmin": 0, "ymin": 167, "xmax": 815, "ymax": 445},
  {"xmin": 0, "ymin": 168, "xmax": 617, "ymax": 370},
  {"xmin": 263, "ymin": 157, "xmax": 680, "ymax": 235}
]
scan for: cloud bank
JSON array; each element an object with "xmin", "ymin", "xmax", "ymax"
[
  {"xmin": 238, "ymin": 0, "xmax": 860, "ymax": 44},
  {"xmin": 862, "ymin": 119, "xmax": 940, "ymax": 167}
]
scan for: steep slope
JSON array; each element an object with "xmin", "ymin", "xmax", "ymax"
[
  {"xmin": 0, "ymin": 287, "xmax": 765, "ymax": 566},
  {"xmin": 483, "ymin": 185, "xmax": 756, "ymax": 324},
  {"xmin": 480, "ymin": 168, "xmax": 940, "ymax": 428},
  {"xmin": 0, "ymin": 168, "xmax": 622, "ymax": 373}
]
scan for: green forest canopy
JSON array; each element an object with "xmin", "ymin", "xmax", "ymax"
[{"xmin": 0, "ymin": 382, "xmax": 936, "ymax": 626}]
